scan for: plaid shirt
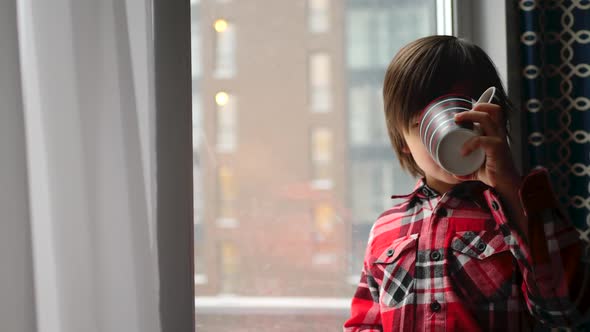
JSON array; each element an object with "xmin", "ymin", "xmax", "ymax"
[{"xmin": 344, "ymin": 167, "xmax": 590, "ymax": 331}]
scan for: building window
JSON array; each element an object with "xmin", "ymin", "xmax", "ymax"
[
  {"xmin": 312, "ymin": 203, "xmax": 337, "ymax": 266},
  {"xmin": 215, "ymin": 91, "xmax": 237, "ymax": 152},
  {"xmin": 347, "ymin": 3, "xmax": 436, "ymax": 69},
  {"xmin": 311, "ymin": 127, "xmax": 333, "ymax": 189},
  {"xmin": 214, "ymin": 19, "xmax": 236, "ymax": 78},
  {"xmin": 313, "ymin": 203, "xmax": 335, "ymax": 242},
  {"xmin": 371, "ymin": 86, "xmax": 389, "ymax": 143},
  {"xmin": 217, "ymin": 166, "xmax": 237, "ymax": 224},
  {"xmin": 349, "ymin": 84, "xmax": 389, "ymax": 146},
  {"xmin": 350, "ymin": 161, "xmax": 395, "ymax": 224},
  {"xmin": 308, "ymin": 0, "xmax": 330, "ymax": 33},
  {"xmin": 220, "ymin": 241, "xmax": 239, "ymax": 294},
  {"xmin": 347, "ymin": 8, "xmax": 371, "ymax": 69},
  {"xmin": 309, "ymin": 53, "xmax": 332, "ymax": 113},
  {"xmin": 349, "ymin": 85, "xmax": 371, "ymax": 145}
]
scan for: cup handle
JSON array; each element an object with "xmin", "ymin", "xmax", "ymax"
[
  {"xmin": 470, "ymin": 87, "xmax": 496, "ymax": 137},
  {"xmin": 476, "ymin": 86, "xmax": 496, "ymax": 104}
]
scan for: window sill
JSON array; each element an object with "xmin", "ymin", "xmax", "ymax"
[
  {"xmin": 311, "ymin": 179, "xmax": 333, "ymax": 190},
  {"xmin": 216, "ymin": 218, "xmax": 238, "ymax": 228},
  {"xmin": 195, "ymin": 295, "xmax": 350, "ymax": 315}
]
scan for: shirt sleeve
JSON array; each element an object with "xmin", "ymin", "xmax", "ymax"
[
  {"xmin": 483, "ymin": 167, "xmax": 590, "ymax": 327},
  {"xmin": 343, "ymin": 227, "xmax": 383, "ymax": 332}
]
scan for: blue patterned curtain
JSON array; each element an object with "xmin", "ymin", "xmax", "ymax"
[
  {"xmin": 520, "ymin": 1, "xmax": 590, "ymax": 330},
  {"xmin": 520, "ymin": 2, "xmax": 589, "ymax": 252}
]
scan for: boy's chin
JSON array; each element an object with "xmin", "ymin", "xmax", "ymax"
[
  {"xmin": 439, "ymin": 170, "xmax": 463, "ymax": 183},
  {"xmin": 452, "ymin": 173, "xmax": 477, "ymax": 181}
]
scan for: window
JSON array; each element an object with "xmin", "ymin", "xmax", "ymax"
[
  {"xmin": 217, "ymin": 166, "xmax": 237, "ymax": 224},
  {"xmin": 220, "ymin": 241, "xmax": 239, "ymax": 293},
  {"xmin": 193, "ymin": 1, "xmax": 449, "ymax": 330},
  {"xmin": 308, "ymin": 0, "xmax": 330, "ymax": 33},
  {"xmin": 346, "ymin": 9, "xmax": 371, "ymax": 69},
  {"xmin": 193, "ymin": 154, "xmax": 206, "ymax": 285},
  {"xmin": 192, "ymin": 90, "xmax": 202, "ymax": 217},
  {"xmin": 349, "ymin": 160, "xmax": 397, "ymax": 275},
  {"xmin": 311, "ymin": 127, "xmax": 333, "ymax": 189},
  {"xmin": 346, "ymin": 0, "xmax": 438, "ymax": 286},
  {"xmin": 349, "ymin": 85, "xmax": 389, "ymax": 146},
  {"xmin": 192, "ymin": 91, "xmax": 202, "ymax": 149},
  {"xmin": 350, "ymin": 161, "xmax": 395, "ymax": 223},
  {"xmin": 371, "ymin": 86, "xmax": 389, "ymax": 143},
  {"xmin": 309, "ymin": 53, "xmax": 332, "ymax": 113},
  {"xmin": 349, "ymin": 85, "xmax": 371, "ymax": 145},
  {"xmin": 214, "ymin": 19, "xmax": 236, "ymax": 78},
  {"xmin": 192, "ymin": 2, "xmax": 206, "ymax": 288},
  {"xmin": 215, "ymin": 92, "xmax": 237, "ymax": 152},
  {"xmin": 347, "ymin": 2, "xmax": 437, "ymax": 69},
  {"xmin": 312, "ymin": 202, "xmax": 338, "ymax": 269},
  {"xmin": 191, "ymin": 15, "xmax": 202, "ymax": 78},
  {"xmin": 313, "ymin": 203, "xmax": 335, "ymax": 242}
]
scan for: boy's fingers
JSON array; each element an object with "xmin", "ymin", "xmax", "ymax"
[
  {"xmin": 461, "ymin": 135, "xmax": 503, "ymax": 156},
  {"xmin": 473, "ymin": 103, "xmax": 504, "ymax": 125},
  {"xmin": 454, "ymin": 111, "xmax": 500, "ymax": 137}
]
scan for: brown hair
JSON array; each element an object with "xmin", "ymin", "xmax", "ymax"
[{"xmin": 383, "ymin": 35, "xmax": 513, "ymax": 178}]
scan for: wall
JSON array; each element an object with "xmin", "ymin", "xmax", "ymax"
[{"xmin": 455, "ymin": 0, "xmax": 524, "ymax": 174}]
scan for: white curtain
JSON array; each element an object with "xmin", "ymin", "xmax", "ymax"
[{"xmin": 3, "ymin": 0, "xmax": 160, "ymax": 331}]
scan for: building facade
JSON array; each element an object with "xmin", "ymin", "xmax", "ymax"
[{"xmin": 192, "ymin": 0, "xmax": 437, "ymax": 311}]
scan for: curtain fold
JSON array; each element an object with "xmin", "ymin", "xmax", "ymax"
[
  {"xmin": 16, "ymin": 0, "xmax": 160, "ymax": 331},
  {"xmin": 0, "ymin": 0, "xmax": 36, "ymax": 330}
]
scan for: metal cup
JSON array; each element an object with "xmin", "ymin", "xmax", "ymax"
[{"xmin": 419, "ymin": 87, "xmax": 496, "ymax": 176}]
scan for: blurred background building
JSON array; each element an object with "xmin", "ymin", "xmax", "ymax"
[{"xmin": 192, "ymin": 0, "xmax": 438, "ymax": 329}]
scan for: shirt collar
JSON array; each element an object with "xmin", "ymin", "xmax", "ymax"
[
  {"xmin": 390, "ymin": 177, "xmax": 491, "ymax": 201},
  {"xmin": 390, "ymin": 177, "xmax": 439, "ymax": 200}
]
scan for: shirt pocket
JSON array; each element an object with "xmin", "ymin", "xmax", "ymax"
[
  {"xmin": 370, "ymin": 233, "xmax": 419, "ymax": 308},
  {"xmin": 449, "ymin": 229, "xmax": 514, "ymax": 304}
]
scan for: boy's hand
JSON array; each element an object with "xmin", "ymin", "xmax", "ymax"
[{"xmin": 453, "ymin": 103, "xmax": 521, "ymax": 189}]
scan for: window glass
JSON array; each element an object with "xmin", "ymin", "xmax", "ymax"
[
  {"xmin": 216, "ymin": 92, "xmax": 236, "ymax": 152},
  {"xmin": 192, "ymin": 1, "xmax": 440, "ymax": 330},
  {"xmin": 309, "ymin": 53, "xmax": 332, "ymax": 113},
  {"xmin": 214, "ymin": 19, "xmax": 236, "ymax": 78},
  {"xmin": 309, "ymin": 0, "xmax": 330, "ymax": 33},
  {"xmin": 311, "ymin": 127, "xmax": 333, "ymax": 189}
]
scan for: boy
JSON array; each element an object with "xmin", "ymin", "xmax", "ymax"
[{"xmin": 344, "ymin": 36, "xmax": 590, "ymax": 331}]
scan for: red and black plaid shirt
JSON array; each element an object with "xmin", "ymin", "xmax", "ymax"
[{"xmin": 344, "ymin": 167, "xmax": 590, "ymax": 331}]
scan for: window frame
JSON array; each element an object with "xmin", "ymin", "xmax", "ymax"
[{"xmin": 179, "ymin": 0, "xmax": 521, "ymax": 329}]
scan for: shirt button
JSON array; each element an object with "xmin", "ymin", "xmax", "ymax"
[
  {"xmin": 477, "ymin": 242, "xmax": 487, "ymax": 252},
  {"xmin": 430, "ymin": 301, "xmax": 441, "ymax": 312},
  {"xmin": 386, "ymin": 248, "xmax": 394, "ymax": 257},
  {"xmin": 430, "ymin": 250, "xmax": 441, "ymax": 261},
  {"xmin": 491, "ymin": 200, "xmax": 499, "ymax": 211}
]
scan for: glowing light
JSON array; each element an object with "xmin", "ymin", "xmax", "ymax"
[
  {"xmin": 216, "ymin": 92, "xmax": 229, "ymax": 106},
  {"xmin": 214, "ymin": 19, "xmax": 228, "ymax": 32}
]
